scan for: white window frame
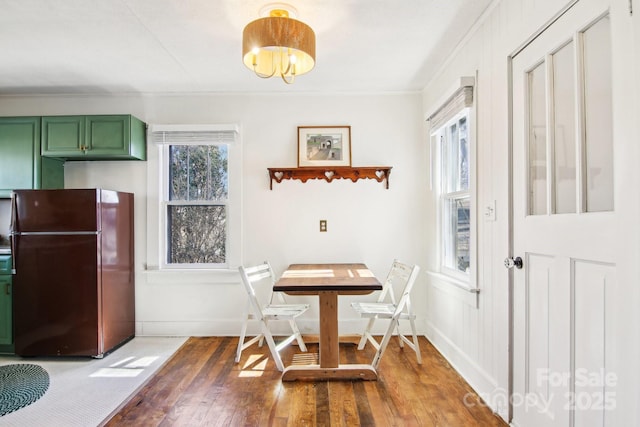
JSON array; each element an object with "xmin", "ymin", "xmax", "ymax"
[
  {"xmin": 146, "ymin": 124, "xmax": 242, "ymax": 271},
  {"xmin": 434, "ymin": 109, "xmax": 473, "ymax": 282},
  {"xmin": 427, "ymin": 77, "xmax": 477, "ymax": 291}
]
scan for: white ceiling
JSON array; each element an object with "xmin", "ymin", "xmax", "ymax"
[{"xmin": 0, "ymin": 0, "xmax": 493, "ymax": 95}]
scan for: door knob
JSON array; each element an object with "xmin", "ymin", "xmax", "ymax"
[{"xmin": 504, "ymin": 256, "xmax": 523, "ymax": 269}]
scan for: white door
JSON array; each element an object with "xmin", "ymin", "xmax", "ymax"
[{"xmin": 511, "ymin": 1, "xmax": 616, "ymax": 426}]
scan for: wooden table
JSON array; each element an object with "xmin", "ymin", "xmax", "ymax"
[{"xmin": 273, "ymin": 263, "xmax": 383, "ymax": 381}]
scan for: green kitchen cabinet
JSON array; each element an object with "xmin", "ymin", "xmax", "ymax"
[
  {"xmin": 42, "ymin": 114, "xmax": 146, "ymax": 160},
  {"xmin": 0, "ymin": 117, "xmax": 65, "ymax": 198},
  {"xmin": 0, "ymin": 256, "xmax": 12, "ymax": 348}
]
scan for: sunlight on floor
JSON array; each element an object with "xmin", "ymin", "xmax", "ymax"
[
  {"xmin": 292, "ymin": 352, "xmax": 319, "ymax": 365},
  {"xmin": 238, "ymin": 354, "xmax": 269, "ymax": 377},
  {"xmin": 89, "ymin": 355, "xmax": 160, "ymax": 378},
  {"xmin": 89, "ymin": 367, "xmax": 144, "ymax": 378},
  {"xmin": 124, "ymin": 356, "xmax": 159, "ymax": 368}
]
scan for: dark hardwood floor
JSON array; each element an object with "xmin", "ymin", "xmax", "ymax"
[{"xmin": 105, "ymin": 336, "xmax": 507, "ymax": 426}]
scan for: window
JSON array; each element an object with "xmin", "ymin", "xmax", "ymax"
[
  {"xmin": 428, "ymin": 81, "xmax": 475, "ymax": 285},
  {"xmin": 150, "ymin": 124, "xmax": 241, "ymax": 270}
]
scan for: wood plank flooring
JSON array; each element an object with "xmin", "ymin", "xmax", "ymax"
[{"xmin": 105, "ymin": 336, "xmax": 507, "ymax": 426}]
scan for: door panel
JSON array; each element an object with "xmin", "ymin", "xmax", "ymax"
[
  {"xmin": 518, "ymin": 253, "xmax": 570, "ymax": 426},
  {"xmin": 573, "ymin": 260, "xmax": 615, "ymax": 427}
]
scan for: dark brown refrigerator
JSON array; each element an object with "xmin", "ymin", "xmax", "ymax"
[{"xmin": 10, "ymin": 188, "xmax": 135, "ymax": 357}]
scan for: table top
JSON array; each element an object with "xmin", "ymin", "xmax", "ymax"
[{"xmin": 273, "ymin": 263, "xmax": 383, "ymax": 293}]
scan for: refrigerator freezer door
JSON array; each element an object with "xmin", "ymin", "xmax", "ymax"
[
  {"xmin": 13, "ymin": 234, "xmax": 102, "ymax": 356},
  {"xmin": 13, "ymin": 189, "xmax": 101, "ymax": 232}
]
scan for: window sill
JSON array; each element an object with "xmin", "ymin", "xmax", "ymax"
[
  {"xmin": 426, "ymin": 271, "xmax": 478, "ymax": 293},
  {"xmin": 143, "ymin": 267, "xmax": 239, "ymax": 285},
  {"xmin": 426, "ymin": 271, "xmax": 479, "ymax": 308}
]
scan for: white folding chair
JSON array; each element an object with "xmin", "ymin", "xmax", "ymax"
[
  {"xmin": 235, "ymin": 262, "xmax": 309, "ymax": 371},
  {"xmin": 351, "ymin": 260, "xmax": 422, "ymax": 369}
]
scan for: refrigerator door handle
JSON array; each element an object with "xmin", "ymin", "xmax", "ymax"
[
  {"xmin": 10, "ymin": 193, "xmax": 16, "ymax": 274},
  {"xmin": 10, "ymin": 192, "xmax": 16, "ymax": 233},
  {"xmin": 10, "ymin": 234, "xmax": 16, "ymax": 275},
  {"xmin": 17, "ymin": 231, "xmax": 100, "ymax": 236}
]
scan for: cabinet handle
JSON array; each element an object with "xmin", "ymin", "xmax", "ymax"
[{"xmin": 4, "ymin": 283, "xmax": 9, "ymax": 296}]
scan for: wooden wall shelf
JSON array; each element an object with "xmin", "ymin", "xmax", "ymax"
[{"xmin": 267, "ymin": 167, "xmax": 392, "ymax": 190}]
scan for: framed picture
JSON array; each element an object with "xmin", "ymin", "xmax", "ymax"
[{"xmin": 298, "ymin": 126, "xmax": 351, "ymax": 167}]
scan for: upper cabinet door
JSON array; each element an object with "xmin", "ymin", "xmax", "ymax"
[
  {"xmin": 42, "ymin": 115, "xmax": 146, "ymax": 161},
  {"xmin": 86, "ymin": 115, "xmax": 145, "ymax": 160},
  {"xmin": 0, "ymin": 117, "xmax": 42, "ymax": 197},
  {"xmin": 41, "ymin": 115, "xmax": 86, "ymax": 156}
]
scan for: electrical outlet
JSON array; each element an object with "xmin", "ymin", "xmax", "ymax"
[{"xmin": 319, "ymin": 220, "xmax": 327, "ymax": 232}]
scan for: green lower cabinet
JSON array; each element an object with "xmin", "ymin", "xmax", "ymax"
[
  {"xmin": 0, "ymin": 117, "xmax": 65, "ymax": 198},
  {"xmin": 42, "ymin": 114, "xmax": 146, "ymax": 160},
  {"xmin": 0, "ymin": 275, "xmax": 11, "ymax": 347},
  {"xmin": 0, "ymin": 256, "xmax": 12, "ymax": 350}
]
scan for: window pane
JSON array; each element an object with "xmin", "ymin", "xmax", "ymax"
[
  {"xmin": 553, "ymin": 41, "xmax": 577, "ymax": 214},
  {"xmin": 583, "ymin": 16, "xmax": 613, "ymax": 212},
  {"xmin": 443, "ymin": 197, "xmax": 470, "ymax": 274},
  {"xmin": 458, "ymin": 116, "xmax": 469, "ymax": 191},
  {"xmin": 443, "ymin": 117, "xmax": 470, "ymax": 193},
  {"xmin": 444, "ymin": 122, "xmax": 458, "ymax": 193},
  {"xmin": 170, "ymin": 145, "xmax": 228, "ymax": 201},
  {"xmin": 167, "ymin": 205, "xmax": 226, "ymax": 264},
  {"xmin": 528, "ymin": 63, "xmax": 547, "ymax": 215}
]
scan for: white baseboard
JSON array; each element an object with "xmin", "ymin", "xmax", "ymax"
[{"xmin": 135, "ymin": 318, "xmax": 383, "ymax": 337}]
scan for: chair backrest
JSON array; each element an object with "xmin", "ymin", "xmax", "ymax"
[
  {"xmin": 377, "ymin": 259, "xmax": 416, "ymax": 304},
  {"xmin": 389, "ymin": 262, "xmax": 420, "ymax": 317},
  {"xmin": 238, "ymin": 262, "xmax": 276, "ymax": 318}
]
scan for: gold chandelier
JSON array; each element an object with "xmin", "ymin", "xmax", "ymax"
[{"xmin": 242, "ymin": 6, "xmax": 316, "ymax": 84}]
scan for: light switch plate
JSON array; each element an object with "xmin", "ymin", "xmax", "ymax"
[{"xmin": 484, "ymin": 200, "xmax": 496, "ymax": 221}]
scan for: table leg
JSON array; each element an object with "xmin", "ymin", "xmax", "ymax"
[{"xmin": 319, "ymin": 291, "xmax": 339, "ymax": 368}]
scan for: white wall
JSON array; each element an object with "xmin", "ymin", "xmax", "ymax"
[
  {"xmin": 0, "ymin": 92, "xmax": 427, "ymax": 337},
  {"xmin": 422, "ymin": 0, "xmax": 639, "ymax": 424},
  {"xmin": 3, "ymin": 1, "xmax": 637, "ymax": 424}
]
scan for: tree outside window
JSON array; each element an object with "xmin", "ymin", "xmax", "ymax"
[{"xmin": 167, "ymin": 144, "xmax": 228, "ymax": 265}]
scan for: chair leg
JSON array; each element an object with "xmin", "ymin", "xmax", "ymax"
[
  {"xmin": 409, "ymin": 316, "xmax": 422, "ymax": 364},
  {"xmin": 358, "ymin": 317, "xmax": 376, "ymax": 350},
  {"xmin": 259, "ymin": 319, "xmax": 268, "ymax": 348},
  {"xmin": 235, "ymin": 303, "xmax": 251, "ymax": 363},
  {"xmin": 395, "ymin": 322, "xmax": 404, "ymax": 349},
  {"xmin": 260, "ymin": 323, "xmax": 285, "ymax": 371},
  {"xmin": 288, "ymin": 319, "xmax": 307, "ymax": 352},
  {"xmin": 372, "ymin": 318, "xmax": 399, "ymax": 370},
  {"xmin": 235, "ymin": 323, "xmax": 247, "ymax": 363}
]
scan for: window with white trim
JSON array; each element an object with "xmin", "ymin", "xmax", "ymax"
[
  {"xmin": 437, "ymin": 111, "xmax": 470, "ymax": 276},
  {"xmin": 429, "ymin": 83, "xmax": 475, "ymax": 284},
  {"xmin": 150, "ymin": 125, "xmax": 241, "ymax": 269}
]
